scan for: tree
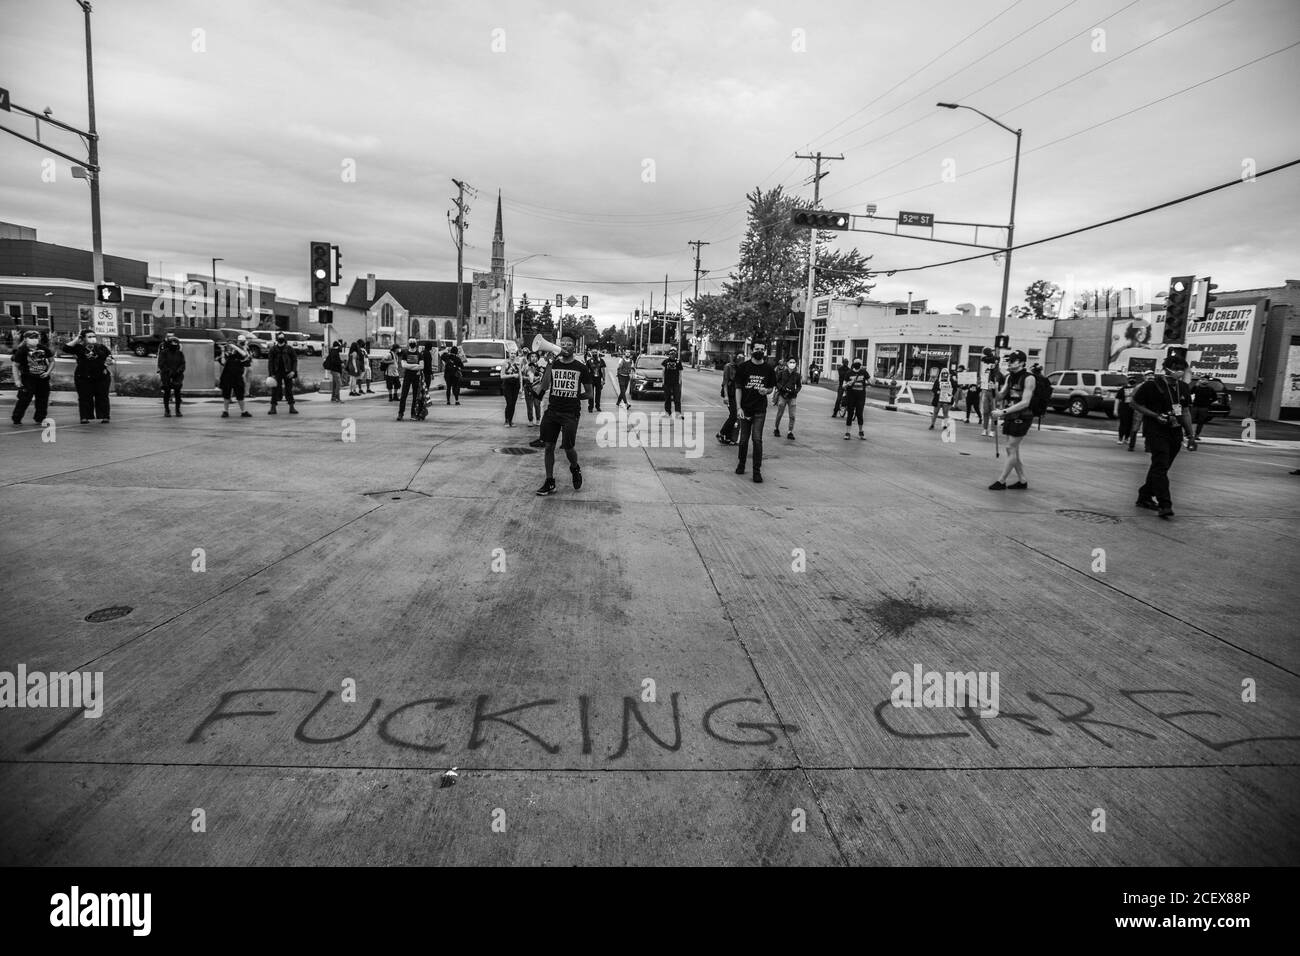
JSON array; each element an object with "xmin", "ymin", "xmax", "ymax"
[
  {"xmin": 1023, "ymin": 280, "xmax": 1061, "ymax": 320},
  {"xmin": 527, "ymin": 301, "xmax": 555, "ymax": 343},
  {"xmin": 814, "ymin": 247, "xmax": 875, "ymax": 299},
  {"xmin": 514, "ymin": 293, "xmax": 538, "ymax": 341}
]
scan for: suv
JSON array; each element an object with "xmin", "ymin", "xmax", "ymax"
[
  {"xmin": 1047, "ymin": 369, "xmax": 1128, "ymax": 417},
  {"xmin": 1194, "ymin": 376, "xmax": 1233, "ymax": 417},
  {"xmin": 127, "ymin": 332, "xmax": 166, "ymax": 356},
  {"xmin": 457, "ymin": 339, "xmax": 517, "ymax": 393},
  {"xmin": 631, "ymin": 353, "xmax": 666, "ymax": 397},
  {"xmin": 241, "ymin": 329, "xmax": 275, "ymax": 358}
]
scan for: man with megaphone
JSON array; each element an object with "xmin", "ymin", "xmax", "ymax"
[{"xmin": 530, "ymin": 333, "xmax": 593, "ymax": 496}]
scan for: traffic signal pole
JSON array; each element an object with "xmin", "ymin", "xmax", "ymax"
[{"xmin": 795, "ymin": 152, "xmax": 842, "ymax": 373}]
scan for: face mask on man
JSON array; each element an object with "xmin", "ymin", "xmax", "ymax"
[
  {"xmin": 276, "ymin": 336, "xmax": 286, "ymax": 344},
  {"xmin": 85, "ymin": 336, "xmax": 97, "ymax": 346}
]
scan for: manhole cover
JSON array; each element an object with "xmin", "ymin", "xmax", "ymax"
[
  {"xmin": 364, "ymin": 489, "xmax": 430, "ymax": 501},
  {"xmin": 658, "ymin": 466, "xmax": 694, "ymax": 475},
  {"xmin": 494, "ymin": 446, "xmax": 539, "ymax": 455},
  {"xmin": 1055, "ymin": 509, "xmax": 1120, "ymax": 524},
  {"xmin": 85, "ymin": 606, "xmax": 133, "ymax": 623}
]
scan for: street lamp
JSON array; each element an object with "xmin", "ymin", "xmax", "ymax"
[
  {"xmin": 211, "ymin": 258, "xmax": 223, "ymax": 327},
  {"xmin": 937, "ymin": 102, "xmax": 1022, "ymax": 341},
  {"xmin": 507, "ymin": 254, "xmax": 548, "ymax": 340}
]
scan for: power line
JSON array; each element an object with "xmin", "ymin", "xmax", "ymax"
[{"xmin": 871, "ymin": 158, "xmax": 1299, "ymax": 275}]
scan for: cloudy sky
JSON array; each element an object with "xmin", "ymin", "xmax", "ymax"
[{"xmin": 2, "ymin": 0, "xmax": 1298, "ymax": 326}]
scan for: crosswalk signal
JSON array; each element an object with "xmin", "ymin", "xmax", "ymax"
[
  {"xmin": 994, "ymin": 334, "xmax": 1009, "ymax": 350},
  {"xmin": 95, "ymin": 283, "xmax": 123, "ymax": 304},
  {"xmin": 791, "ymin": 208, "xmax": 851, "ymax": 230},
  {"xmin": 317, "ymin": 308, "xmax": 334, "ymax": 325},
  {"xmin": 1163, "ymin": 275, "xmax": 1194, "ymax": 344},
  {"xmin": 310, "ymin": 241, "xmax": 331, "ymax": 305},
  {"xmin": 581, "ymin": 295, "xmax": 588, "ymax": 309}
]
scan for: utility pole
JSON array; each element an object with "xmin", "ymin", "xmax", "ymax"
[
  {"xmin": 80, "ymin": 1, "xmax": 104, "ymax": 288},
  {"xmin": 795, "ymin": 152, "xmax": 843, "ymax": 376},
  {"xmin": 663, "ymin": 274, "xmax": 669, "ymax": 350},
  {"xmin": 687, "ymin": 239, "xmax": 708, "ymax": 356},
  {"xmin": 450, "ymin": 178, "xmax": 471, "ymax": 344}
]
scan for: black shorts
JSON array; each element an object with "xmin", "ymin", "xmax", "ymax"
[
  {"xmin": 540, "ymin": 409, "xmax": 580, "ymax": 449},
  {"xmin": 1002, "ymin": 415, "xmax": 1031, "ymax": 437}
]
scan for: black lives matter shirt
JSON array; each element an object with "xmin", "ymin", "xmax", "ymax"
[
  {"xmin": 13, "ymin": 344, "xmax": 54, "ymax": 378},
  {"xmin": 661, "ymin": 357, "xmax": 683, "ymax": 383},
  {"xmin": 542, "ymin": 358, "xmax": 591, "ymax": 416},
  {"xmin": 735, "ymin": 360, "xmax": 776, "ymax": 415}
]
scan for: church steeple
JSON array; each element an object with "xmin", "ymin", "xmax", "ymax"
[{"xmin": 491, "ymin": 190, "xmax": 505, "ymax": 277}]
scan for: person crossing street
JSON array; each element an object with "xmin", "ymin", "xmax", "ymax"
[
  {"xmin": 268, "ymin": 332, "xmax": 299, "ymax": 414},
  {"xmin": 157, "ymin": 333, "xmax": 186, "ymax": 418},
  {"xmin": 1131, "ymin": 353, "xmax": 1197, "ymax": 518},
  {"xmin": 10, "ymin": 330, "xmax": 55, "ymax": 427},
  {"xmin": 734, "ymin": 345, "xmax": 776, "ymax": 483}
]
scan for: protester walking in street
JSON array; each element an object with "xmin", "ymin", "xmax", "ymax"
[
  {"xmin": 1115, "ymin": 375, "xmax": 1138, "ymax": 445},
  {"xmin": 157, "ymin": 332, "xmax": 186, "ymax": 418},
  {"xmin": 773, "ymin": 357, "xmax": 801, "ymax": 440},
  {"xmin": 10, "ymin": 330, "xmax": 55, "ymax": 427},
  {"xmin": 502, "ymin": 350, "xmax": 523, "ymax": 426},
  {"xmin": 988, "ymin": 350, "xmax": 1036, "ymax": 490},
  {"xmin": 443, "ymin": 345, "xmax": 463, "ymax": 405},
  {"xmin": 1131, "ymin": 352, "xmax": 1197, "ymax": 518},
  {"xmin": 832, "ymin": 356, "xmax": 852, "ymax": 416},
  {"xmin": 661, "ymin": 347, "xmax": 684, "ymax": 416},
  {"xmin": 268, "ymin": 332, "xmax": 299, "ymax": 415},
  {"xmin": 395, "ymin": 337, "xmax": 424, "ymax": 422},
  {"xmin": 382, "ymin": 348, "xmax": 400, "ymax": 401},
  {"xmin": 978, "ymin": 349, "xmax": 1005, "ymax": 438},
  {"xmin": 217, "ymin": 338, "xmax": 252, "ymax": 418},
  {"xmin": 361, "ymin": 339, "xmax": 375, "ymax": 393},
  {"xmin": 962, "ymin": 371, "xmax": 981, "ymax": 426},
  {"xmin": 588, "ymin": 350, "xmax": 606, "ymax": 412},
  {"xmin": 929, "ymin": 367, "xmax": 955, "ymax": 430},
  {"xmin": 734, "ymin": 345, "xmax": 776, "ymax": 483},
  {"xmin": 63, "ymin": 329, "xmax": 115, "ymax": 423},
  {"xmin": 716, "ymin": 350, "xmax": 741, "ymax": 445},
  {"xmin": 322, "ymin": 340, "xmax": 345, "ymax": 402},
  {"xmin": 843, "ymin": 358, "xmax": 869, "ymax": 439},
  {"xmin": 521, "ymin": 350, "xmax": 542, "ymax": 425},
  {"xmin": 616, "ymin": 349, "xmax": 634, "ymax": 407},
  {"xmin": 533, "ymin": 334, "xmax": 592, "ymax": 496},
  {"xmin": 1191, "ymin": 374, "xmax": 1217, "ymax": 438},
  {"xmin": 346, "ymin": 341, "xmax": 364, "ymax": 396}
]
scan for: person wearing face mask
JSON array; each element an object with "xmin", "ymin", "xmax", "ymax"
[
  {"xmin": 267, "ymin": 332, "xmax": 299, "ymax": 414},
  {"xmin": 520, "ymin": 349, "xmax": 542, "ymax": 425},
  {"xmin": 843, "ymin": 358, "xmax": 869, "ymax": 439},
  {"xmin": 218, "ymin": 337, "xmax": 253, "ymax": 418},
  {"xmin": 587, "ymin": 350, "xmax": 606, "ymax": 413},
  {"xmin": 442, "ymin": 345, "xmax": 463, "ymax": 405},
  {"xmin": 156, "ymin": 333, "xmax": 186, "ymax": 417},
  {"xmin": 733, "ymin": 345, "xmax": 776, "ymax": 482},
  {"xmin": 533, "ymin": 334, "xmax": 592, "ymax": 495},
  {"xmin": 660, "ymin": 347, "xmax": 684, "ymax": 417},
  {"xmin": 988, "ymin": 350, "xmax": 1036, "ymax": 490},
  {"xmin": 395, "ymin": 337, "xmax": 425, "ymax": 422},
  {"xmin": 501, "ymin": 349, "xmax": 523, "ymax": 426},
  {"xmin": 772, "ymin": 358, "xmax": 801, "ymax": 440},
  {"xmin": 10, "ymin": 330, "xmax": 55, "ymax": 427},
  {"xmin": 615, "ymin": 349, "xmax": 634, "ymax": 407},
  {"xmin": 64, "ymin": 329, "xmax": 115, "ymax": 424},
  {"xmin": 322, "ymin": 339, "xmax": 345, "ymax": 402}
]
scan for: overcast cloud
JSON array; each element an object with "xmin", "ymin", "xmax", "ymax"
[{"xmin": 2, "ymin": 0, "xmax": 1298, "ymax": 324}]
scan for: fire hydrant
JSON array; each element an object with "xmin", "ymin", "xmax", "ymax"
[{"xmin": 886, "ymin": 379, "xmax": 899, "ymax": 411}]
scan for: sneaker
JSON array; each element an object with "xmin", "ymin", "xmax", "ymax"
[
  {"xmin": 175, "ymin": 409, "xmax": 183, "ymax": 417},
  {"xmin": 221, "ymin": 411, "xmax": 229, "ymax": 418},
  {"xmin": 1008, "ymin": 481, "xmax": 1028, "ymax": 490},
  {"xmin": 535, "ymin": 478, "xmax": 557, "ymax": 496},
  {"xmin": 844, "ymin": 432, "xmax": 850, "ymax": 440},
  {"xmin": 1158, "ymin": 506, "xmax": 1175, "ymax": 519},
  {"xmin": 1135, "ymin": 498, "xmax": 1159, "ymax": 511},
  {"xmin": 455, "ymin": 401, "xmax": 460, "ymax": 406},
  {"xmin": 773, "ymin": 428, "xmax": 780, "ymax": 437},
  {"xmin": 164, "ymin": 409, "xmax": 172, "ymax": 417},
  {"xmin": 11, "ymin": 420, "xmax": 22, "ymax": 427},
  {"xmin": 268, "ymin": 408, "xmax": 277, "ymax": 415},
  {"xmin": 81, "ymin": 419, "xmax": 90, "ymax": 424},
  {"xmin": 735, "ymin": 464, "xmax": 746, "ymax": 475},
  {"xmin": 288, "ymin": 407, "xmax": 298, "ymax": 414},
  {"xmin": 786, "ymin": 431, "xmax": 794, "ymax": 440},
  {"xmin": 858, "ymin": 431, "xmax": 865, "ymax": 440},
  {"xmin": 396, "ymin": 415, "xmax": 404, "ymax": 421},
  {"xmin": 928, "ymin": 423, "xmax": 935, "ymax": 430},
  {"xmin": 528, "ymin": 438, "xmax": 546, "ymax": 448},
  {"xmin": 1127, "ymin": 445, "xmax": 1135, "ymax": 452},
  {"xmin": 988, "ymin": 481, "xmax": 1007, "ymax": 490},
  {"xmin": 752, "ymin": 472, "xmax": 763, "ymax": 483},
  {"xmin": 1115, "ymin": 438, "xmax": 1124, "ymax": 444},
  {"xmin": 571, "ymin": 466, "xmax": 583, "ymax": 490}
]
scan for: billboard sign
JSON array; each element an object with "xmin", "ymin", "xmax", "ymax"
[{"xmin": 1185, "ymin": 302, "xmax": 1262, "ymax": 387}]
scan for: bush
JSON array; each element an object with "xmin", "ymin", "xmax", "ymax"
[{"xmin": 115, "ymin": 373, "xmax": 162, "ymax": 397}]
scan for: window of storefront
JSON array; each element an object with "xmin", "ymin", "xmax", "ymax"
[
  {"xmin": 904, "ymin": 343, "xmax": 963, "ymax": 381},
  {"xmin": 830, "ymin": 339, "xmax": 845, "ymax": 367},
  {"xmin": 5, "ymin": 302, "xmax": 22, "ymax": 321},
  {"xmin": 875, "ymin": 344, "xmax": 901, "ymax": 379},
  {"xmin": 851, "ymin": 338, "xmax": 870, "ymax": 364},
  {"xmin": 140, "ymin": 313, "xmax": 153, "ymax": 335},
  {"xmin": 812, "ymin": 320, "xmax": 826, "ymax": 365}
]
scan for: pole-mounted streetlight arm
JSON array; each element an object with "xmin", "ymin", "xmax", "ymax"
[{"xmin": 937, "ymin": 102, "xmax": 1019, "ymax": 137}]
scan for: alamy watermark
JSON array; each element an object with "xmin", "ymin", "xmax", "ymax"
[
  {"xmin": 594, "ymin": 408, "xmax": 704, "ymax": 458},
  {"xmin": 890, "ymin": 664, "xmax": 1000, "ymax": 718},
  {"xmin": 0, "ymin": 665, "xmax": 104, "ymax": 718}
]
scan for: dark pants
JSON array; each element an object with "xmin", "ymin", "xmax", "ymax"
[
  {"xmin": 524, "ymin": 386, "xmax": 541, "ymax": 422},
  {"xmin": 399, "ymin": 371, "xmax": 422, "ymax": 417},
  {"xmin": 76, "ymin": 375, "xmax": 111, "ymax": 420},
  {"xmin": 1118, "ymin": 404, "xmax": 1134, "ymax": 442},
  {"xmin": 737, "ymin": 408, "xmax": 766, "ymax": 473},
  {"xmin": 445, "ymin": 376, "xmax": 460, "ymax": 403},
  {"xmin": 1192, "ymin": 407, "xmax": 1213, "ymax": 437},
  {"xmin": 1139, "ymin": 428, "xmax": 1183, "ymax": 508},
  {"xmin": 13, "ymin": 374, "xmax": 51, "ymax": 424},
  {"xmin": 663, "ymin": 378, "xmax": 681, "ymax": 414},
  {"xmin": 964, "ymin": 393, "xmax": 981, "ymax": 423},
  {"xmin": 270, "ymin": 373, "xmax": 296, "ymax": 408},
  {"xmin": 503, "ymin": 378, "xmax": 521, "ymax": 423},
  {"xmin": 588, "ymin": 378, "xmax": 603, "ymax": 412},
  {"xmin": 719, "ymin": 393, "xmax": 738, "ymax": 441},
  {"xmin": 845, "ymin": 392, "xmax": 866, "ymax": 430},
  {"xmin": 833, "ymin": 382, "xmax": 845, "ymax": 416},
  {"xmin": 161, "ymin": 376, "xmax": 183, "ymax": 411},
  {"xmin": 616, "ymin": 375, "xmax": 631, "ymax": 405}
]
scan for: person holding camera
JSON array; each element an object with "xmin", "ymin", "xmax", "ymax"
[
  {"xmin": 1131, "ymin": 353, "xmax": 1196, "ymax": 518},
  {"xmin": 63, "ymin": 329, "xmax": 115, "ymax": 424},
  {"xmin": 218, "ymin": 338, "xmax": 253, "ymax": 418},
  {"xmin": 988, "ymin": 350, "xmax": 1036, "ymax": 490}
]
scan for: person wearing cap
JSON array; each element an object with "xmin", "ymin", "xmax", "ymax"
[
  {"xmin": 321, "ymin": 339, "xmax": 345, "ymax": 402},
  {"xmin": 10, "ymin": 330, "xmax": 56, "ymax": 427},
  {"xmin": 988, "ymin": 349, "xmax": 1035, "ymax": 490},
  {"xmin": 268, "ymin": 332, "xmax": 299, "ymax": 414},
  {"xmin": 157, "ymin": 332, "xmax": 186, "ymax": 417},
  {"xmin": 217, "ymin": 336, "xmax": 252, "ymax": 418},
  {"xmin": 842, "ymin": 358, "xmax": 869, "ymax": 439},
  {"xmin": 1114, "ymin": 375, "xmax": 1138, "ymax": 448},
  {"xmin": 394, "ymin": 337, "xmax": 424, "ymax": 421},
  {"xmin": 977, "ymin": 348, "xmax": 1005, "ymax": 438},
  {"xmin": 1131, "ymin": 353, "xmax": 1196, "ymax": 518},
  {"xmin": 63, "ymin": 329, "xmax": 115, "ymax": 424},
  {"xmin": 1190, "ymin": 374, "xmax": 1217, "ymax": 438},
  {"xmin": 733, "ymin": 345, "xmax": 776, "ymax": 482},
  {"xmin": 661, "ymin": 347, "xmax": 684, "ymax": 417}
]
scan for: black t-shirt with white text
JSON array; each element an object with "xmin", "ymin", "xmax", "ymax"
[
  {"xmin": 13, "ymin": 343, "xmax": 54, "ymax": 378},
  {"xmin": 735, "ymin": 360, "xmax": 777, "ymax": 415},
  {"xmin": 661, "ymin": 357, "xmax": 683, "ymax": 383},
  {"xmin": 542, "ymin": 358, "xmax": 592, "ymax": 416}
]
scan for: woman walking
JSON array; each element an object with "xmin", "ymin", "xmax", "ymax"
[
  {"xmin": 360, "ymin": 339, "xmax": 374, "ymax": 394},
  {"xmin": 501, "ymin": 350, "xmax": 523, "ymax": 426},
  {"xmin": 521, "ymin": 350, "xmax": 542, "ymax": 424},
  {"xmin": 218, "ymin": 338, "xmax": 253, "ymax": 418},
  {"xmin": 64, "ymin": 329, "xmax": 115, "ymax": 423}
]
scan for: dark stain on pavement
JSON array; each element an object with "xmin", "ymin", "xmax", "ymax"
[{"xmin": 863, "ymin": 594, "xmax": 964, "ymax": 637}]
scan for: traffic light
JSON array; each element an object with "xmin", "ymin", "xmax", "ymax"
[
  {"xmin": 791, "ymin": 208, "xmax": 851, "ymax": 230},
  {"xmin": 317, "ymin": 308, "xmax": 334, "ymax": 325},
  {"xmin": 309, "ymin": 241, "xmax": 331, "ymax": 306},
  {"xmin": 1163, "ymin": 275, "xmax": 1194, "ymax": 344},
  {"xmin": 332, "ymin": 245, "xmax": 343, "ymax": 287},
  {"xmin": 1197, "ymin": 277, "xmax": 1219, "ymax": 319},
  {"xmin": 95, "ymin": 283, "xmax": 123, "ymax": 304},
  {"xmin": 581, "ymin": 295, "xmax": 588, "ymax": 309},
  {"xmin": 994, "ymin": 334, "xmax": 1010, "ymax": 350}
]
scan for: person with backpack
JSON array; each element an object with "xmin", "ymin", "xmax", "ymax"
[
  {"xmin": 842, "ymin": 358, "xmax": 870, "ymax": 440},
  {"xmin": 977, "ymin": 349, "xmax": 1005, "ymax": 438},
  {"xmin": 322, "ymin": 340, "xmax": 345, "ymax": 402},
  {"xmin": 1131, "ymin": 353, "xmax": 1197, "ymax": 518},
  {"xmin": 442, "ymin": 345, "xmax": 463, "ymax": 405},
  {"xmin": 1191, "ymin": 374, "xmax": 1217, "ymax": 438},
  {"xmin": 1115, "ymin": 375, "xmax": 1138, "ymax": 446},
  {"xmin": 988, "ymin": 350, "xmax": 1039, "ymax": 490}
]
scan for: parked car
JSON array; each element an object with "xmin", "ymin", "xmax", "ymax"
[
  {"xmin": 127, "ymin": 332, "xmax": 166, "ymax": 356},
  {"xmin": 162, "ymin": 327, "xmax": 226, "ymax": 358},
  {"xmin": 631, "ymin": 353, "xmax": 666, "ymax": 398},
  {"xmin": 241, "ymin": 329, "xmax": 275, "ymax": 358},
  {"xmin": 1047, "ymin": 369, "xmax": 1128, "ymax": 417},
  {"xmin": 457, "ymin": 339, "xmax": 518, "ymax": 394},
  {"xmin": 282, "ymin": 332, "xmax": 319, "ymax": 356}
]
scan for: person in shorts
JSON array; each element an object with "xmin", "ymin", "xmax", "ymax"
[
  {"xmin": 988, "ymin": 350, "xmax": 1035, "ymax": 490},
  {"xmin": 534, "ymin": 335, "xmax": 592, "ymax": 496}
]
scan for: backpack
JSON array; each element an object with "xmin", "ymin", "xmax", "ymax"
[{"xmin": 1027, "ymin": 370, "xmax": 1051, "ymax": 418}]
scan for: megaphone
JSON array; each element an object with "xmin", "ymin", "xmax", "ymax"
[{"xmin": 531, "ymin": 334, "xmax": 563, "ymax": 356}]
